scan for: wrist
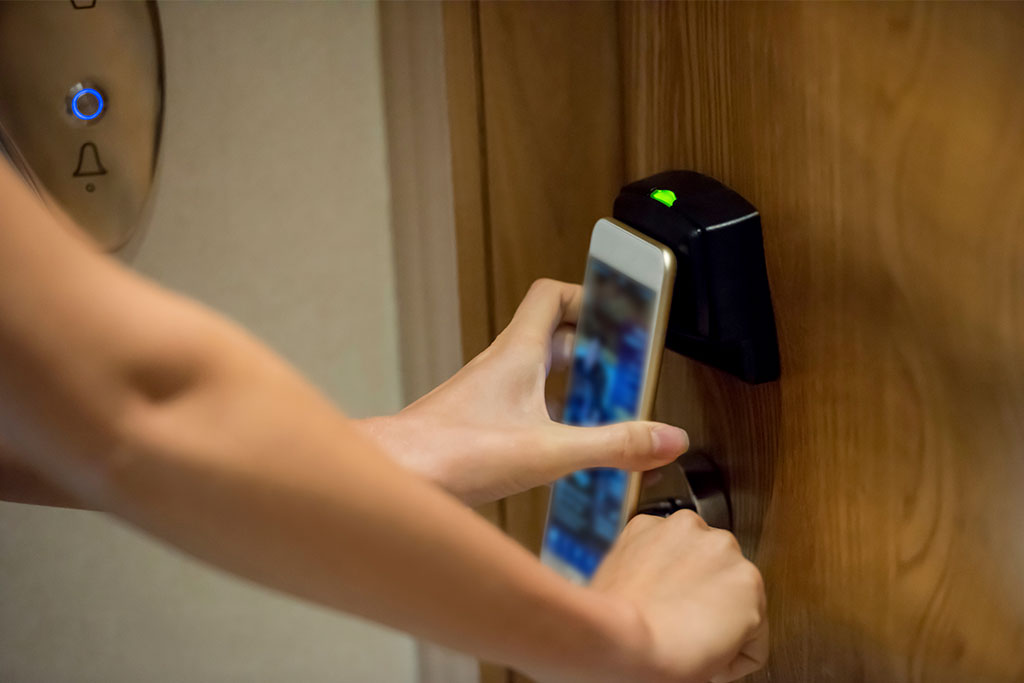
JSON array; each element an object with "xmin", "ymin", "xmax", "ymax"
[
  {"xmin": 356, "ymin": 414, "xmax": 393, "ymax": 440},
  {"xmin": 513, "ymin": 579, "xmax": 655, "ymax": 683},
  {"xmin": 355, "ymin": 414, "xmax": 409, "ymax": 462},
  {"xmin": 579, "ymin": 590, "xmax": 656, "ymax": 681}
]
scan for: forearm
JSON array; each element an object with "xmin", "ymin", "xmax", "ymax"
[
  {"xmin": 0, "ymin": 449, "xmax": 87, "ymax": 509},
  {"xmin": 6, "ymin": 307, "xmax": 637, "ymax": 679},
  {"xmin": 91, "ymin": 337, "xmax": 639, "ymax": 678}
]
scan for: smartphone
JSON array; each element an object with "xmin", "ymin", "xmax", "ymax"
[{"xmin": 540, "ymin": 217, "xmax": 675, "ymax": 583}]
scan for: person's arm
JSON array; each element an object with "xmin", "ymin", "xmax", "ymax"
[
  {"xmin": 0, "ymin": 162, "xmax": 632, "ymax": 679},
  {"xmin": 0, "ymin": 449, "xmax": 84, "ymax": 508},
  {"xmin": 1, "ymin": 272, "xmax": 691, "ymax": 511},
  {"xmin": 0, "ymin": 161, "xmax": 766, "ymax": 682}
]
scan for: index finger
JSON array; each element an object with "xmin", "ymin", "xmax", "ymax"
[{"xmin": 505, "ymin": 278, "xmax": 583, "ymax": 343}]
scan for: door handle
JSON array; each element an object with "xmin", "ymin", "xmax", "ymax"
[{"xmin": 636, "ymin": 452, "xmax": 732, "ymax": 531}]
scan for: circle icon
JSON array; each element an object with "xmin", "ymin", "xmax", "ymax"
[{"xmin": 67, "ymin": 83, "xmax": 105, "ymax": 123}]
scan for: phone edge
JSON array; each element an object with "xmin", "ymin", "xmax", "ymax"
[
  {"xmin": 539, "ymin": 217, "xmax": 677, "ymax": 582},
  {"xmin": 606, "ymin": 218, "xmax": 677, "ymax": 526}
]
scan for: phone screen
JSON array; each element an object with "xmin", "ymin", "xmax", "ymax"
[{"xmin": 543, "ymin": 256, "xmax": 658, "ymax": 580}]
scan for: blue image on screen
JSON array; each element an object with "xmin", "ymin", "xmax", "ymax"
[{"xmin": 545, "ymin": 257, "xmax": 655, "ymax": 580}]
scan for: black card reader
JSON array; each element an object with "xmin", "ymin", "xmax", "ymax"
[{"xmin": 613, "ymin": 170, "xmax": 780, "ymax": 384}]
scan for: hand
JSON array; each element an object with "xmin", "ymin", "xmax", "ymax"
[
  {"xmin": 590, "ymin": 511, "xmax": 768, "ymax": 683},
  {"xmin": 359, "ymin": 278, "xmax": 689, "ymax": 505}
]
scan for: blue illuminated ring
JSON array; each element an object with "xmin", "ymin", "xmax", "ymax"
[{"xmin": 71, "ymin": 88, "xmax": 104, "ymax": 121}]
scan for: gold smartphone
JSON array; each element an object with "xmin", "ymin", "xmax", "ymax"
[{"xmin": 540, "ymin": 217, "xmax": 676, "ymax": 584}]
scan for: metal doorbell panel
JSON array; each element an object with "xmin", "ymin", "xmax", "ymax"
[{"xmin": 0, "ymin": 1, "xmax": 165, "ymax": 251}]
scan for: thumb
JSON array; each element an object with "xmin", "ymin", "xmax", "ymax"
[{"xmin": 547, "ymin": 421, "xmax": 688, "ymax": 473}]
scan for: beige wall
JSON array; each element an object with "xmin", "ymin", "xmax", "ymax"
[{"xmin": 0, "ymin": 2, "xmax": 416, "ymax": 681}]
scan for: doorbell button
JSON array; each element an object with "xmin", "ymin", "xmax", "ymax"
[{"xmin": 67, "ymin": 82, "xmax": 106, "ymax": 123}]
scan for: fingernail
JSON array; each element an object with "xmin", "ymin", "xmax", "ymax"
[{"xmin": 651, "ymin": 425, "xmax": 689, "ymax": 455}]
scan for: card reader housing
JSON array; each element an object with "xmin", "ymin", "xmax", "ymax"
[{"xmin": 613, "ymin": 170, "xmax": 780, "ymax": 383}]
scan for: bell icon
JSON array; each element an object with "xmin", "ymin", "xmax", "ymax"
[{"xmin": 73, "ymin": 142, "xmax": 107, "ymax": 177}]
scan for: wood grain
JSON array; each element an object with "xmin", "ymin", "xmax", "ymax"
[
  {"xmin": 443, "ymin": 0, "xmax": 494, "ymax": 365},
  {"xmin": 450, "ymin": 2, "xmax": 1024, "ymax": 681},
  {"xmin": 621, "ymin": 3, "xmax": 1024, "ymax": 681}
]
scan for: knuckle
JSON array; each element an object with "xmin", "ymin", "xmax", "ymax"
[
  {"xmin": 528, "ymin": 277, "xmax": 556, "ymax": 296},
  {"xmin": 712, "ymin": 528, "xmax": 741, "ymax": 552},
  {"xmin": 608, "ymin": 425, "xmax": 641, "ymax": 466},
  {"xmin": 743, "ymin": 563, "xmax": 766, "ymax": 592},
  {"xmin": 732, "ymin": 562, "xmax": 765, "ymax": 600},
  {"xmin": 625, "ymin": 512, "xmax": 661, "ymax": 533},
  {"xmin": 669, "ymin": 508, "xmax": 703, "ymax": 528}
]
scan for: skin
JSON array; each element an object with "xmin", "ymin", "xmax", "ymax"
[{"xmin": 0, "ymin": 160, "xmax": 767, "ymax": 682}]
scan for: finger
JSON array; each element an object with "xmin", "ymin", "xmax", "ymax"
[
  {"xmin": 709, "ymin": 653, "xmax": 763, "ymax": 683},
  {"xmin": 710, "ymin": 621, "xmax": 769, "ymax": 682},
  {"xmin": 621, "ymin": 510, "xmax": 664, "ymax": 535},
  {"xmin": 549, "ymin": 323, "xmax": 576, "ymax": 373},
  {"xmin": 547, "ymin": 420, "xmax": 688, "ymax": 473},
  {"xmin": 505, "ymin": 279, "xmax": 583, "ymax": 344},
  {"xmin": 709, "ymin": 652, "xmax": 764, "ymax": 683},
  {"xmin": 748, "ymin": 618, "xmax": 770, "ymax": 664}
]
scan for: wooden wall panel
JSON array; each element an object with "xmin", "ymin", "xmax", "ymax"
[
  {"xmin": 621, "ymin": 3, "xmax": 1024, "ymax": 682},
  {"xmin": 476, "ymin": 1, "xmax": 624, "ymax": 563},
  {"xmin": 443, "ymin": 0, "xmax": 494, "ymax": 365}
]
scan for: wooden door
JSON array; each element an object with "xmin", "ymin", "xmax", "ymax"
[{"xmin": 444, "ymin": 2, "xmax": 1024, "ymax": 681}]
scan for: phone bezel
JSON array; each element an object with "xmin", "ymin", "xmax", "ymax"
[{"xmin": 540, "ymin": 217, "xmax": 676, "ymax": 583}]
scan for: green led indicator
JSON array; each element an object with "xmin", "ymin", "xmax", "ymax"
[{"xmin": 650, "ymin": 188, "xmax": 676, "ymax": 207}]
